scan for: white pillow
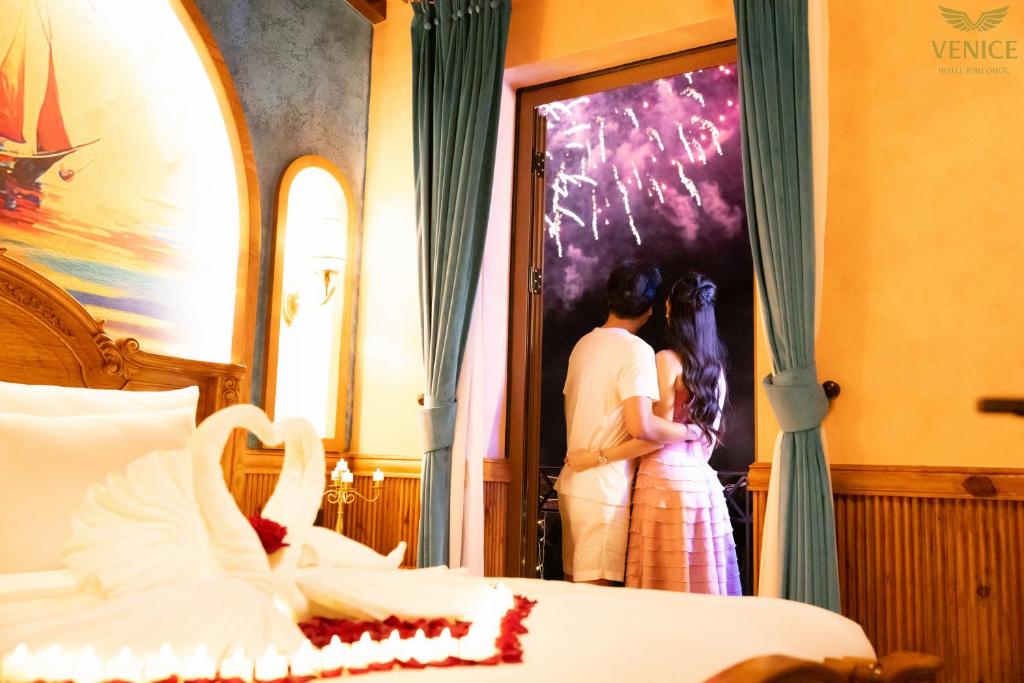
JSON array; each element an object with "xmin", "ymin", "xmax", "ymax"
[
  {"xmin": 0, "ymin": 381, "xmax": 199, "ymax": 417},
  {"xmin": 0, "ymin": 407, "xmax": 196, "ymax": 573}
]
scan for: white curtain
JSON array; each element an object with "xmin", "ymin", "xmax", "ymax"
[
  {"xmin": 757, "ymin": 0, "xmax": 831, "ymax": 598},
  {"xmin": 449, "ymin": 292, "xmax": 486, "ymax": 574},
  {"xmin": 448, "ymin": 83, "xmax": 516, "ymax": 573}
]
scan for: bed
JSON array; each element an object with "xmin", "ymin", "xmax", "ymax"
[{"xmin": 0, "ymin": 251, "xmax": 937, "ymax": 682}]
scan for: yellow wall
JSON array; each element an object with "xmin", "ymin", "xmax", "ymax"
[
  {"xmin": 354, "ymin": 0, "xmax": 1024, "ymax": 467},
  {"xmin": 816, "ymin": 1, "xmax": 1024, "ymax": 466},
  {"xmin": 351, "ymin": 2, "xmax": 422, "ymax": 456}
]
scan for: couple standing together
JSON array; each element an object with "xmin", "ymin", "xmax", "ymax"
[{"xmin": 555, "ymin": 260, "xmax": 742, "ymax": 595}]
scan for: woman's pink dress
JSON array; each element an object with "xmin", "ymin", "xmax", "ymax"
[{"xmin": 625, "ymin": 387, "xmax": 742, "ymax": 594}]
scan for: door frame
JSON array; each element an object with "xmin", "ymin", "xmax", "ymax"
[{"xmin": 503, "ymin": 40, "xmax": 739, "ymax": 578}]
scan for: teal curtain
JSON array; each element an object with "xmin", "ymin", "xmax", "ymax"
[
  {"xmin": 411, "ymin": 0, "xmax": 510, "ymax": 567},
  {"xmin": 734, "ymin": 0, "xmax": 841, "ymax": 611}
]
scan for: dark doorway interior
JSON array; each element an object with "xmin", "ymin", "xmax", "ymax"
[{"xmin": 506, "ymin": 43, "xmax": 753, "ymax": 593}]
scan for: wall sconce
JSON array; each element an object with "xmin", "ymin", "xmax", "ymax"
[
  {"xmin": 282, "ymin": 217, "xmax": 346, "ymax": 327},
  {"xmin": 282, "ymin": 255, "xmax": 345, "ymax": 326}
]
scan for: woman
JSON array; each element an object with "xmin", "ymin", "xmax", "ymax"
[{"xmin": 566, "ymin": 273, "xmax": 741, "ymax": 595}]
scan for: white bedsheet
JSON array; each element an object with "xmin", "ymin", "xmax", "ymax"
[
  {"xmin": 0, "ymin": 573, "xmax": 874, "ymax": 682},
  {"xmin": 327, "ymin": 577, "xmax": 875, "ymax": 683}
]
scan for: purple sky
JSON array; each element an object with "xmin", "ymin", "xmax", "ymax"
[{"xmin": 540, "ymin": 64, "xmax": 745, "ymax": 309}]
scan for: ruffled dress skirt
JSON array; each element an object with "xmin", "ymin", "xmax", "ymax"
[{"xmin": 626, "ymin": 442, "xmax": 742, "ymax": 595}]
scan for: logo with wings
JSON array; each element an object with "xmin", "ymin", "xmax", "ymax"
[{"xmin": 939, "ymin": 5, "xmax": 1010, "ymax": 32}]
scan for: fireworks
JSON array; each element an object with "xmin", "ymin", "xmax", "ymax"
[
  {"xmin": 610, "ymin": 165, "xmax": 640, "ymax": 245},
  {"xmin": 539, "ymin": 65, "xmax": 738, "ymax": 257}
]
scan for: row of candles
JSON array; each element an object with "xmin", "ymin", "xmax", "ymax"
[
  {"xmin": 329, "ymin": 458, "xmax": 384, "ymax": 485},
  {"xmin": 0, "ymin": 585, "xmax": 514, "ymax": 683}
]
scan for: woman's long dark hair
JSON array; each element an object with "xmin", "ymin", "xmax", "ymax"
[{"xmin": 666, "ymin": 273, "xmax": 727, "ymax": 444}]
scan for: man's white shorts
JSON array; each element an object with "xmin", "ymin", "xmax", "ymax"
[{"xmin": 559, "ymin": 492, "xmax": 629, "ymax": 583}]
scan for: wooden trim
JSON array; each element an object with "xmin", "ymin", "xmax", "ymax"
[
  {"xmin": 346, "ymin": 0, "xmax": 387, "ymax": 24},
  {"xmin": 505, "ymin": 41, "xmax": 740, "ymax": 579},
  {"xmin": 748, "ymin": 461, "xmax": 1024, "ymax": 501},
  {"xmin": 246, "ymin": 451, "xmax": 510, "ymax": 482},
  {"xmin": 244, "ymin": 450, "xmax": 422, "ymax": 478},
  {"xmin": 263, "ymin": 155, "xmax": 360, "ymax": 453},
  {"xmin": 515, "ymin": 41, "xmax": 737, "ymax": 111},
  {"xmin": 344, "ymin": 454, "xmax": 421, "ymax": 478},
  {"xmin": 175, "ymin": 0, "xmax": 261, "ymax": 392},
  {"xmin": 484, "ymin": 458, "xmax": 511, "ymax": 483}
]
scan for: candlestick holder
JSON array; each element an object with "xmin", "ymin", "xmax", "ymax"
[{"xmin": 323, "ymin": 461, "xmax": 385, "ymax": 535}]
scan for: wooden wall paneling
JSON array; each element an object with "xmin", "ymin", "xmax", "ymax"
[
  {"xmin": 748, "ymin": 462, "xmax": 1024, "ymax": 683},
  {"xmin": 330, "ymin": 474, "xmax": 421, "ymax": 568},
  {"xmin": 240, "ymin": 453, "xmax": 511, "ymax": 575},
  {"xmin": 484, "ymin": 459, "xmax": 510, "ymax": 577},
  {"xmin": 750, "ymin": 487, "xmax": 767, "ymax": 599},
  {"xmin": 241, "ymin": 452, "xmax": 420, "ymax": 567}
]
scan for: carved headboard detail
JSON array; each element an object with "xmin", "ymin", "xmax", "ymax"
[{"xmin": 0, "ymin": 248, "xmax": 248, "ymax": 495}]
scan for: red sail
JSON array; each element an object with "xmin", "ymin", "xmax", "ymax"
[
  {"xmin": 37, "ymin": 45, "xmax": 71, "ymax": 153},
  {"xmin": 0, "ymin": 11, "xmax": 28, "ymax": 144}
]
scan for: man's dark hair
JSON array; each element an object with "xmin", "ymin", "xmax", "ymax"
[{"xmin": 606, "ymin": 260, "xmax": 662, "ymax": 318}]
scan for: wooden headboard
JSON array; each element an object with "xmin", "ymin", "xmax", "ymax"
[{"xmin": 0, "ymin": 248, "xmax": 248, "ymax": 493}]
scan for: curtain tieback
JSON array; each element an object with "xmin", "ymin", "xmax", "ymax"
[
  {"xmin": 763, "ymin": 364, "xmax": 829, "ymax": 433},
  {"xmin": 419, "ymin": 396, "xmax": 457, "ymax": 452}
]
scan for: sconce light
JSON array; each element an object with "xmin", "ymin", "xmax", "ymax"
[{"xmin": 283, "ymin": 217, "xmax": 346, "ymax": 326}]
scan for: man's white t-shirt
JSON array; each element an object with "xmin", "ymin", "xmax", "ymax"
[{"xmin": 554, "ymin": 327, "xmax": 660, "ymax": 508}]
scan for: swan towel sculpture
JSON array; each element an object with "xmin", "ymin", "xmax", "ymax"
[{"xmin": 0, "ymin": 405, "xmax": 492, "ymax": 660}]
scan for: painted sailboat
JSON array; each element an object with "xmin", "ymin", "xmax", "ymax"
[{"xmin": 0, "ymin": 0, "xmax": 96, "ymax": 210}]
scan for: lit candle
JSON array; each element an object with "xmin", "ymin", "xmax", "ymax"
[
  {"xmin": 181, "ymin": 645, "xmax": 216, "ymax": 680},
  {"xmin": 40, "ymin": 644, "xmax": 72, "ymax": 682},
  {"xmin": 383, "ymin": 629, "xmax": 402, "ymax": 662},
  {"xmin": 253, "ymin": 646, "xmax": 288, "ymax": 681},
  {"xmin": 1, "ymin": 644, "xmax": 30, "ymax": 683},
  {"xmin": 339, "ymin": 459, "xmax": 350, "ymax": 472},
  {"xmin": 319, "ymin": 636, "xmax": 347, "ymax": 672},
  {"xmin": 494, "ymin": 582, "xmax": 515, "ymax": 611},
  {"xmin": 341, "ymin": 471, "xmax": 354, "ymax": 484},
  {"xmin": 143, "ymin": 644, "xmax": 178, "ymax": 682},
  {"xmin": 438, "ymin": 627, "xmax": 457, "ymax": 660},
  {"xmin": 372, "ymin": 468, "xmax": 384, "ymax": 483},
  {"xmin": 410, "ymin": 629, "xmax": 429, "ymax": 663},
  {"xmin": 457, "ymin": 631, "xmax": 494, "ymax": 662},
  {"xmin": 76, "ymin": 647, "xmax": 104, "ymax": 683},
  {"xmin": 219, "ymin": 647, "xmax": 253, "ymax": 681},
  {"xmin": 350, "ymin": 632, "xmax": 374, "ymax": 669},
  {"xmin": 104, "ymin": 647, "xmax": 143, "ymax": 683},
  {"xmin": 288, "ymin": 641, "xmax": 321, "ymax": 677}
]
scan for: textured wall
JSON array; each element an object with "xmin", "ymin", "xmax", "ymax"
[{"xmin": 194, "ymin": 0, "xmax": 373, "ymax": 409}]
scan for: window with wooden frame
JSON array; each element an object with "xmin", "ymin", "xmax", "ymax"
[{"xmin": 265, "ymin": 155, "xmax": 358, "ymax": 452}]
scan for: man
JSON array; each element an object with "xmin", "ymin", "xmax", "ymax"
[{"xmin": 555, "ymin": 260, "xmax": 698, "ymax": 585}]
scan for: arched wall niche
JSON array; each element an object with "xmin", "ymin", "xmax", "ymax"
[{"xmin": 265, "ymin": 155, "xmax": 359, "ymax": 453}]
